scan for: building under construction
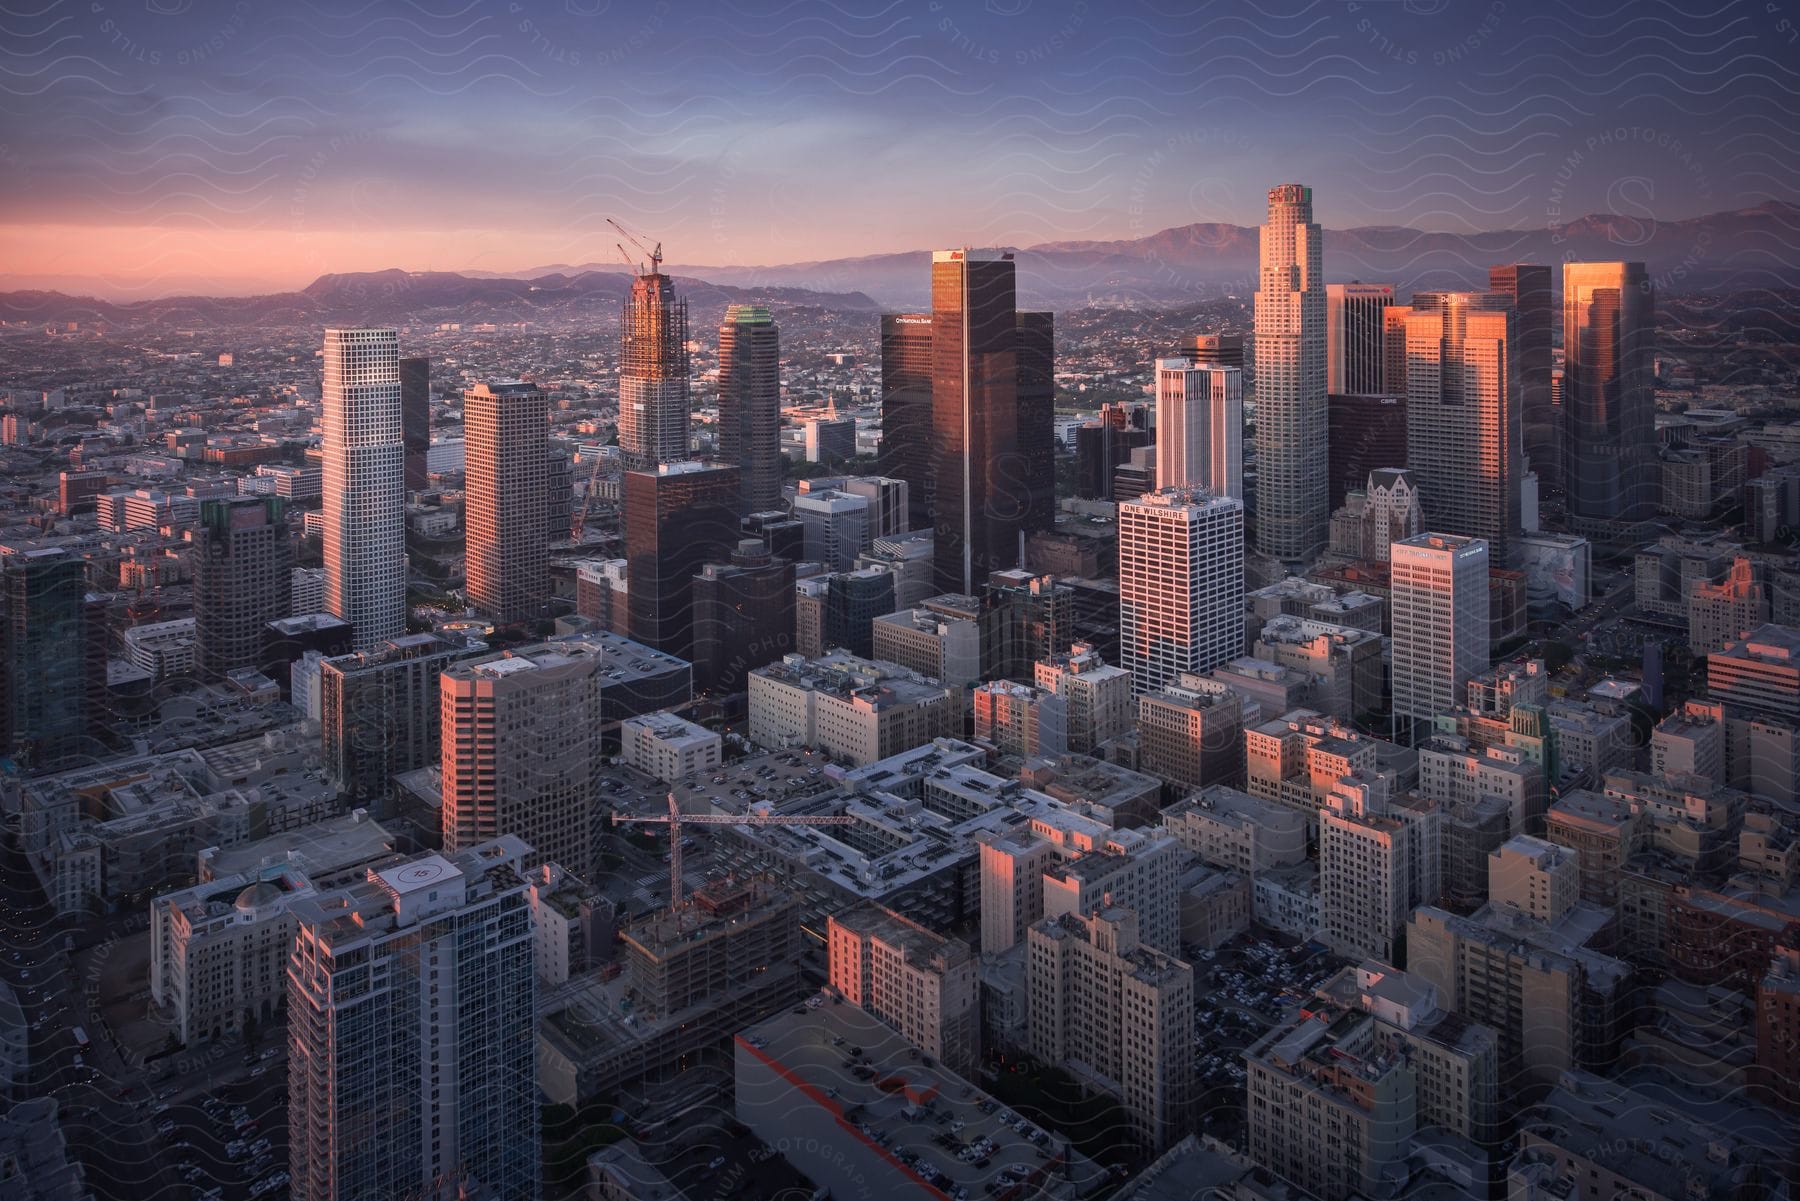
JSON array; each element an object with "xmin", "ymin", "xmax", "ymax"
[
  {"xmin": 620, "ymin": 876, "xmax": 799, "ymax": 1019},
  {"xmin": 616, "ymin": 264, "xmax": 690, "ymax": 471}
]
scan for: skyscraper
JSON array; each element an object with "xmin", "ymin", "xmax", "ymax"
[
  {"xmin": 624, "ymin": 461, "xmax": 742, "ymax": 662},
  {"xmin": 1118, "ymin": 487, "xmax": 1246, "ymax": 695},
  {"xmin": 400, "ymin": 355, "xmax": 430, "ymax": 492},
  {"xmin": 1016, "ymin": 310, "xmax": 1058, "ymax": 536},
  {"xmin": 287, "ymin": 840, "xmax": 539, "ymax": 1201},
  {"xmin": 1391, "ymin": 532, "xmax": 1490, "ymax": 736},
  {"xmin": 1326, "ymin": 283, "xmax": 1396, "ymax": 395},
  {"xmin": 879, "ymin": 312, "xmax": 934, "ymax": 531},
  {"xmin": 717, "ymin": 304, "xmax": 783, "ymax": 514},
  {"xmin": 1489, "ymin": 264, "xmax": 1554, "ymax": 489},
  {"xmin": 320, "ymin": 633, "xmax": 473, "ymax": 818},
  {"xmin": 464, "ymin": 379, "xmax": 548, "ymax": 625},
  {"xmin": 1190, "ymin": 332, "xmax": 1246, "ymax": 370},
  {"xmin": 1154, "ymin": 358, "xmax": 1243, "ymax": 500},
  {"xmin": 691, "ymin": 540, "xmax": 797, "ymax": 695},
  {"xmin": 322, "ymin": 327, "xmax": 406, "ymax": 649},
  {"xmin": 1326, "ymin": 393, "xmax": 1407, "ymax": 509},
  {"xmin": 929, "ymin": 250, "xmax": 1053, "ymax": 595},
  {"xmin": 1404, "ymin": 292, "xmax": 1523, "ymax": 563},
  {"xmin": 440, "ymin": 643, "xmax": 604, "ymax": 876},
  {"xmin": 617, "ymin": 266, "xmax": 690, "ymax": 471},
  {"xmin": 1254, "ymin": 184, "xmax": 1329, "ymax": 562},
  {"xmin": 192, "ymin": 496, "xmax": 293, "ymax": 679},
  {"xmin": 1563, "ymin": 262, "xmax": 1656, "ymax": 527},
  {"xmin": 0, "ymin": 547, "xmax": 94, "ymax": 769}
]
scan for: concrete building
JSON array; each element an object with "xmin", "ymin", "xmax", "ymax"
[
  {"xmin": 1513, "ymin": 1070, "xmax": 1789, "ymax": 1201},
  {"xmin": 1707, "ymin": 623, "xmax": 1800, "ymax": 720},
  {"xmin": 287, "ymin": 839, "xmax": 539, "ymax": 1201},
  {"xmin": 1028, "ymin": 908, "xmax": 1194, "ymax": 1153},
  {"xmin": 1318, "ymin": 776, "xmax": 1438, "ymax": 963},
  {"xmin": 1488, "ymin": 834, "xmax": 1581, "ymax": 925},
  {"xmin": 1391, "ymin": 532, "xmax": 1490, "ymax": 736},
  {"xmin": 1119, "ymin": 487, "xmax": 1245, "ymax": 695},
  {"xmin": 123, "ymin": 617, "xmax": 197, "ymax": 679},
  {"xmin": 1328, "ymin": 467, "xmax": 1423, "ymax": 564},
  {"xmin": 320, "ymin": 327, "xmax": 406, "ymax": 648},
  {"xmin": 1041, "ymin": 827, "xmax": 1186, "ymax": 955},
  {"xmin": 1137, "ymin": 676, "xmax": 1247, "ymax": 790},
  {"xmin": 973, "ymin": 679, "xmax": 1065, "ymax": 758},
  {"xmin": 746, "ymin": 651, "xmax": 957, "ymax": 767},
  {"xmin": 1406, "ymin": 900, "xmax": 1629, "ymax": 1090},
  {"xmin": 1163, "ymin": 784, "xmax": 1308, "ymax": 875},
  {"xmin": 871, "ymin": 603, "xmax": 983, "ymax": 689},
  {"xmin": 1033, "ymin": 643, "xmax": 1132, "ymax": 754},
  {"xmin": 619, "ymin": 711, "xmax": 721, "ymax": 784},
  {"xmin": 1250, "ymin": 614, "xmax": 1386, "ymax": 721},
  {"xmin": 440, "ymin": 643, "xmax": 604, "ymax": 876},
  {"xmin": 828, "ymin": 904, "xmax": 979, "ymax": 1076},
  {"xmin": 463, "ymin": 380, "xmax": 549, "ymax": 624},
  {"xmin": 734, "ymin": 1001, "xmax": 1106, "ymax": 1201},
  {"xmin": 1689, "ymin": 555, "xmax": 1769, "ymax": 656},
  {"xmin": 524, "ymin": 862, "xmax": 608, "ymax": 988},
  {"xmin": 1415, "ymin": 733, "xmax": 1546, "ymax": 836}
]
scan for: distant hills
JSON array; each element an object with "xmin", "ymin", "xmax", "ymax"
[{"xmin": 2, "ymin": 202, "xmax": 1794, "ymax": 326}]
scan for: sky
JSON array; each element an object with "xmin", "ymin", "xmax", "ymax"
[{"xmin": 1, "ymin": 0, "xmax": 1794, "ymax": 296}]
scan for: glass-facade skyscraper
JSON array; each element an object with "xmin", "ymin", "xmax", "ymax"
[
  {"xmin": 1563, "ymin": 261, "xmax": 1656, "ymax": 527},
  {"xmin": 617, "ymin": 268, "xmax": 690, "ymax": 471},
  {"xmin": 717, "ymin": 304, "xmax": 783, "ymax": 515}
]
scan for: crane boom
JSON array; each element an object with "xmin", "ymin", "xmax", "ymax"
[
  {"xmin": 612, "ymin": 792, "xmax": 856, "ymax": 911},
  {"xmin": 606, "ymin": 217, "xmax": 662, "ymax": 275}
]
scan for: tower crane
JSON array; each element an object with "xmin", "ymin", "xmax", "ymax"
[
  {"xmin": 611, "ymin": 792, "xmax": 857, "ymax": 912},
  {"xmin": 606, "ymin": 217, "xmax": 663, "ymax": 276}
]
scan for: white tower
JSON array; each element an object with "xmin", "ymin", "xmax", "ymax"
[
  {"xmin": 1390, "ymin": 531, "xmax": 1490, "ymax": 737},
  {"xmin": 321, "ymin": 327, "xmax": 406, "ymax": 648}
]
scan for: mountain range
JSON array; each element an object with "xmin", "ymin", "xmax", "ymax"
[{"xmin": 3, "ymin": 202, "xmax": 1793, "ymax": 326}]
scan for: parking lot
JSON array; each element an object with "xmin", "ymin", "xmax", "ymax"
[{"xmin": 150, "ymin": 1040, "xmax": 290, "ymax": 1200}]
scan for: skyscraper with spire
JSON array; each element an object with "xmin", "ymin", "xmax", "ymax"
[
  {"xmin": 1253, "ymin": 184, "xmax": 1328, "ymax": 563},
  {"xmin": 617, "ymin": 264, "xmax": 690, "ymax": 471},
  {"xmin": 717, "ymin": 304, "xmax": 782, "ymax": 514},
  {"xmin": 321, "ymin": 327, "xmax": 406, "ymax": 649}
]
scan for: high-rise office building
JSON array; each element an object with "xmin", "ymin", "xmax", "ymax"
[
  {"xmin": 1155, "ymin": 358, "xmax": 1243, "ymax": 500},
  {"xmin": 321, "ymin": 633, "xmax": 474, "ymax": 818},
  {"xmin": 1254, "ymin": 184, "xmax": 1329, "ymax": 562},
  {"xmin": 1326, "ymin": 282, "xmax": 1396, "ymax": 395},
  {"xmin": 1118, "ymin": 487, "xmax": 1246, "ymax": 695},
  {"xmin": 400, "ymin": 355, "xmax": 430, "ymax": 492},
  {"xmin": 1404, "ymin": 292, "xmax": 1523, "ymax": 563},
  {"xmin": 624, "ymin": 462, "xmax": 742, "ymax": 662},
  {"xmin": 321, "ymin": 327, "xmax": 406, "ymax": 648},
  {"xmin": 464, "ymin": 380, "xmax": 549, "ymax": 625},
  {"xmin": 1489, "ymin": 265, "xmax": 1554, "ymax": 489},
  {"xmin": 1190, "ymin": 332, "xmax": 1246, "ymax": 370},
  {"xmin": 1564, "ymin": 262, "xmax": 1656, "ymax": 527},
  {"xmin": 1016, "ymin": 310, "xmax": 1057, "ymax": 537},
  {"xmin": 929, "ymin": 250, "xmax": 1053, "ymax": 595},
  {"xmin": 287, "ymin": 840, "xmax": 539, "ymax": 1201},
  {"xmin": 617, "ymin": 266, "xmax": 690, "ymax": 471},
  {"xmin": 717, "ymin": 305, "xmax": 782, "ymax": 514},
  {"xmin": 1327, "ymin": 393, "xmax": 1408, "ymax": 509},
  {"xmin": 440, "ymin": 643, "xmax": 604, "ymax": 876},
  {"xmin": 0, "ymin": 547, "xmax": 95, "ymax": 770},
  {"xmin": 1391, "ymin": 532, "xmax": 1491, "ymax": 734},
  {"xmin": 879, "ymin": 312, "xmax": 935, "ymax": 531},
  {"xmin": 192, "ymin": 496, "xmax": 293, "ymax": 680},
  {"xmin": 691, "ymin": 540, "xmax": 796, "ymax": 695}
]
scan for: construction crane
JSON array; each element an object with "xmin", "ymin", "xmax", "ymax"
[
  {"xmin": 612, "ymin": 791, "xmax": 857, "ymax": 912},
  {"xmin": 570, "ymin": 447, "xmax": 606, "ymax": 541},
  {"xmin": 606, "ymin": 217, "xmax": 662, "ymax": 276}
]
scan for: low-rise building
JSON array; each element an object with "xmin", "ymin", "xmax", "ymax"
[{"xmin": 619, "ymin": 711, "xmax": 721, "ymax": 784}]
